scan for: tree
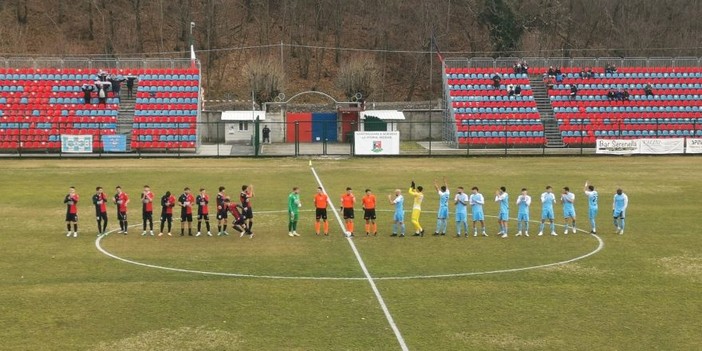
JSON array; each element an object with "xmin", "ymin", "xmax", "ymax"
[
  {"xmin": 479, "ymin": 0, "xmax": 523, "ymax": 55},
  {"xmin": 336, "ymin": 54, "xmax": 379, "ymax": 101},
  {"xmin": 241, "ymin": 56, "xmax": 285, "ymax": 107}
]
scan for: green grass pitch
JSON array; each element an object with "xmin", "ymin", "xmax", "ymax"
[{"xmin": 0, "ymin": 157, "xmax": 700, "ymax": 350}]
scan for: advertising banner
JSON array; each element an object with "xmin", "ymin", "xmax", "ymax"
[
  {"xmin": 61, "ymin": 135, "xmax": 93, "ymax": 153},
  {"xmin": 354, "ymin": 131, "xmax": 400, "ymax": 155},
  {"xmin": 101, "ymin": 135, "xmax": 127, "ymax": 152}
]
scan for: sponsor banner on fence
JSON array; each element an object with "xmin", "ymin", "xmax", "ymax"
[
  {"xmin": 596, "ymin": 138, "xmax": 685, "ymax": 155},
  {"xmin": 101, "ymin": 135, "xmax": 127, "ymax": 152},
  {"xmin": 638, "ymin": 138, "xmax": 684, "ymax": 154},
  {"xmin": 354, "ymin": 131, "xmax": 400, "ymax": 155},
  {"xmin": 61, "ymin": 135, "xmax": 93, "ymax": 153},
  {"xmin": 685, "ymin": 138, "xmax": 702, "ymax": 154}
]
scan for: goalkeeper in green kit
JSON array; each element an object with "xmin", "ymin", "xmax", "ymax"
[{"xmin": 288, "ymin": 187, "xmax": 301, "ymax": 237}]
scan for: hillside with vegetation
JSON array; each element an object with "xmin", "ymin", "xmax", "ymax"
[{"xmin": 1, "ymin": 0, "xmax": 700, "ymax": 102}]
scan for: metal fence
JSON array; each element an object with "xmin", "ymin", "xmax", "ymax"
[
  {"xmin": 443, "ymin": 57, "xmax": 702, "ymax": 69},
  {"xmin": 3, "ymin": 118, "xmax": 701, "ymax": 158}
]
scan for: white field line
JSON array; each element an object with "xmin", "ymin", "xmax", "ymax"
[{"xmin": 309, "ymin": 165, "xmax": 409, "ymax": 351}]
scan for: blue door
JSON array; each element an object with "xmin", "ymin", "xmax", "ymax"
[{"xmin": 312, "ymin": 112, "xmax": 337, "ymax": 142}]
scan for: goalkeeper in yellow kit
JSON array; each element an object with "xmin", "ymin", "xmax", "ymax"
[{"xmin": 408, "ymin": 181, "xmax": 425, "ymax": 237}]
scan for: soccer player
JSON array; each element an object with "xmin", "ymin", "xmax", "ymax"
[
  {"xmin": 158, "ymin": 190, "xmax": 175, "ymax": 236},
  {"xmin": 227, "ymin": 198, "xmax": 251, "ymax": 237},
  {"xmin": 196, "ymin": 187, "xmax": 212, "ymax": 237},
  {"xmin": 240, "ymin": 184, "xmax": 254, "ymax": 235},
  {"xmin": 92, "ymin": 186, "xmax": 108, "ymax": 235},
  {"xmin": 178, "ymin": 187, "xmax": 195, "ymax": 236},
  {"xmin": 495, "ymin": 186, "xmax": 509, "ymax": 238},
  {"xmin": 538, "ymin": 186, "xmax": 557, "ymax": 236},
  {"xmin": 388, "ymin": 189, "xmax": 405, "ymax": 237},
  {"xmin": 454, "ymin": 186, "xmax": 469, "ymax": 237},
  {"xmin": 469, "ymin": 187, "xmax": 487, "ymax": 237},
  {"xmin": 216, "ymin": 186, "xmax": 228, "ymax": 236},
  {"xmin": 613, "ymin": 188, "xmax": 629, "ymax": 235},
  {"xmin": 113, "ymin": 186, "xmax": 129, "ymax": 234},
  {"xmin": 141, "ymin": 185, "xmax": 154, "ymax": 236},
  {"xmin": 408, "ymin": 181, "xmax": 424, "ymax": 237},
  {"xmin": 314, "ymin": 187, "xmax": 330, "ymax": 236},
  {"xmin": 64, "ymin": 186, "xmax": 79, "ymax": 237},
  {"xmin": 433, "ymin": 177, "xmax": 450, "ymax": 236},
  {"xmin": 288, "ymin": 187, "xmax": 301, "ymax": 237},
  {"xmin": 561, "ymin": 186, "xmax": 576, "ymax": 234},
  {"xmin": 340, "ymin": 187, "xmax": 356, "ymax": 237},
  {"xmin": 584, "ymin": 181, "xmax": 599, "ymax": 234},
  {"xmin": 515, "ymin": 188, "xmax": 531, "ymax": 237},
  {"xmin": 362, "ymin": 189, "xmax": 378, "ymax": 236}
]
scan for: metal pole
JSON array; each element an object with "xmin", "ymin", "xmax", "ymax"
[{"xmin": 295, "ymin": 121, "xmax": 299, "ymax": 156}]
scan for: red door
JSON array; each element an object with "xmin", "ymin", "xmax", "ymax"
[
  {"xmin": 339, "ymin": 111, "xmax": 359, "ymax": 142},
  {"xmin": 286, "ymin": 112, "xmax": 312, "ymax": 143}
]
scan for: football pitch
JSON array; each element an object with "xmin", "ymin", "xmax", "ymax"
[{"xmin": 0, "ymin": 156, "xmax": 700, "ymax": 350}]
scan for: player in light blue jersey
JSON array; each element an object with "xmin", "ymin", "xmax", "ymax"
[
  {"xmin": 538, "ymin": 186, "xmax": 557, "ymax": 236},
  {"xmin": 470, "ymin": 187, "xmax": 487, "ymax": 237},
  {"xmin": 561, "ymin": 186, "xmax": 576, "ymax": 234},
  {"xmin": 584, "ymin": 181, "xmax": 598, "ymax": 234},
  {"xmin": 515, "ymin": 188, "xmax": 531, "ymax": 236},
  {"xmin": 454, "ymin": 187, "xmax": 469, "ymax": 236},
  {"xmin": 433, "ymin": 177, "xmax": 450, "ymax": 236},
  {"xmin": 388, "ymin": 189, "xmax": 406, "ymax": 237},
  {"xmin": 494, "ymin": 186, "xmax": 509, "ymax": 238},
  {"xmin": 613, "ymin": 188, "xmax": 628, "ymax": 235}
]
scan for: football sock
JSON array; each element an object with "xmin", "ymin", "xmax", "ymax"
[
  {"xmin": 96, "ymin": 220, "xmax": 101, "ymax": 232},
  {"xmin": 455, "ymin": 222, "xmax": 461, "ymax": 235},
  {"xmin": 205, "ymin": 221, "xmax": 210, "ymax": 231},
  {"xmin": 539, "ymin": 222, "xmax": 544, "ymax": 232},
  {"xmin": 248, "ymin": 221, "xmax": 253, "ymax": 231},
  {"xmin": 223, "ymin": 225, "xmax": 227, "ymax": 232},
  {"xmin": 217, "ymin": 225, "xmax": 221, "ymax": 233},
  {"xmin": 315, "ymin": 221, "xmax": 320, "ymax": 233},
  {"xmin": 372, "ymin": 222, "xmax": 377, "ymax": 233},
  {"xmin": 143, "ymin": 221, "xmax": 147, "ymax": 230},
  {"xmin": 324, "ymin": 221, "xmax": 329, "ymax": 233},
  {"xmin": 188, "ymin": 228, "xmax": 192, "ymax": 235},
  {"xmin": 292, "ymin": 221, "xmax": 298, "ymax": 231},
  {"xmin": 401, "ymin": 223, "xmax": 405, "ymax": 234},
  {"xmin": 198, "ymin": 222, "xmax": 202, "ymax": 232},
  {"xmin": 288, "ymin": 221, "xmax": 293, "ymax": 232},
  {"xmin": 590, "ymin": 218, "xmax": 596, "ymax": 230},
  {"xmin": 348, "ymin": 222, "xmax": 354, "ymax": 233},
  {"xmin": 67, "ymin": 223, "xmax": 71, "ymax": 231},
  {"xmin": 550, "ymin": 222, "xmax": 555, "ymax": 232},
  {"xmin": 517, "ymin": 222, "xmax": 522, "ymax": 232},
  {"xmin": 181, "ymin": 228, "xmax": 184, "ymax": 235},
  {"xmin": 365, "ymin": 223, "xmax": 370, "ymax": 233},
  {"xmin": 124, "ymin": 221, "xmax": 128, "ymax": 231},
  {"xmin": 572, "ymin": 221, "xmax": 576, "ymax": 230},
  {"xmin": 393, "ymin": 223, "xmax": 397, "ymax": 233},
  {"xmin": 525, "ymin": 222, "xmax": 529, "ymax": 232},
  {"xmin": 620, "ymin": 219, "xmax": 625, "ymax": 230},
  {"xmin": 74, "ymin": 224, "xmax": 78, "ymax": 232},
  {"xmin": 161, "ymin": 222, "xmax": 166, "ymax": 233}
]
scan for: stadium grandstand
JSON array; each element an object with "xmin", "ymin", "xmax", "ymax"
[
  {"xmin": 443, "ymin": 57, "xmax": 702, "ymax": 148},
  {"xmin": 0, "ymin": 58, "xmax": 200, "ymax": 153}
]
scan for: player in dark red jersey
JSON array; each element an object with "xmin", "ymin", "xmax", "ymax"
[
  {"xmin": 113, "ymin": 186, "xmax": 130, "ymax": 234},
  {"xmin": 227, "ymin": 198, "xmax": 250, "ymax": 237},
  {"xmin": 92, "ymin": 186, "xmax": 108, "ymax": 235},
  {"xmin": 216, "ymin": 186, "xmax": 228, "ymax": 236},
  {"xmin": 178, "ymin": 187, "xmax": 195, "ymax": 236},
  {"xmin": 240, "ymin": 184, "xmax": 255, "ymax": 235},
  {"xmin": 196, "ymin": 187, "xmax": 212, "ymax": 237},
  {"xmin": 64, "ymin": 186, "xmax": 79, "ymax": 237},
  {"xmin": 158, "ymin": 190, "xmax": 176, "ymax": 237},
  {"xmin": 141, "ymin": 185, "xmax": 155, "ymax": 236}
]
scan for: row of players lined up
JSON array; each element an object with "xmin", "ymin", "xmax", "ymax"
[
  {"xmin": 63, "ymin": 185, "xmax": 255, "ymax": 238},
  {"xmin": 287, "ymin": 179, "xmax": 629, "ymax": 238}
]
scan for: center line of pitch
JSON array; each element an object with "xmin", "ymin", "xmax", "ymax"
[{"xmin": 309, "ymin": 165, "xmax": 409, "ymax": 351}]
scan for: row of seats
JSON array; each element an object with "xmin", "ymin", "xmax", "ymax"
[
  {"xmin": 134, "ymin": 134, "xmax": 197, "ymax": 142},
  {"xmin": 451, "ymin": 95, "xmax": 534, "ymax": 102},
  {"xmin": 137, "ymin": 85, "xmax": 199, "ymax": 92},
  {"xmin": 135, "ymin": 98, "xmax": 198, "ymax": 104},
  {"xmin": 550, "ymin": 94, "xmax": 702, "ymax": 101},
  {"xmin": 457, "ymin": 137, "xmax": 546, "ymax": 145},
  {"xmin": 131, "ymin": 141, "xmax": 196, "ymax": 149}
]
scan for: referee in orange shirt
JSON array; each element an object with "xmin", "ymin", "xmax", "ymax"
[
  {"xmin": 314, "ymin": 187, "xmax": 329, "ymax": 236},
  {"xmin": 362, "ymin": 189, "xmax": 377, "ymax": 236},
  {"xmin": 340, "ymin": 187, "xmax": 356, "ymax": 237}
]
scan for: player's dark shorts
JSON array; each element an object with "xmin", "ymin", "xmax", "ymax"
[
  {"xmin": 96, "ymin": 211, "xmax": 107, "ymax": 221},
  {"xmin": 242, "ymin": 207, "xmax": 253, "ymax": 219},
  {"xmin": 343, "ymin": 208, "xmax": 354, "ymax": 219},
  {"xmin": 364, "ymin": 209, "xmax": 377, "ymax": 220},
  {"xmin": 65, "ymin": 213, "xmax": 77, "ymax": 222},
  {"xmin": 142, "ymin": 211, "xmax": 153, "ymax": 221},
  {"xmin": 117, "ymin": 211, "xmax": 127, "ymax": 221},
  {"xmin": 315, "ymin": 208, "xmax": 327, "ymax": 220},
  {"xmin": 161, "ymin": 213, "xmax": 172, "ymax": 222},
  {"xmin": 198, "ymin": 213, "xmax": 209, "ymax": 221},
  {"xmin": 181, "ymin": 212, "xmax": 193, "ymax": 222},
  {"xmin": 217, "ymin": 210, "xmax": 228, "ymax": 220},
  {"xmin": 233, "ymin": 216, "xmax": 246, "ymax": 226}
]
